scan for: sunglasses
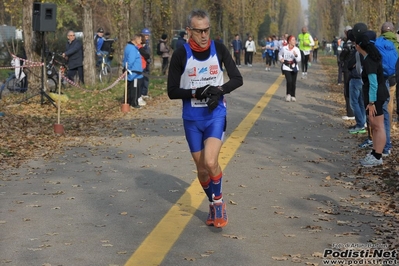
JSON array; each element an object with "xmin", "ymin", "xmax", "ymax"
[{"xmin": 189, "ymin": 27, "xmax": 210, "ymax": 34}]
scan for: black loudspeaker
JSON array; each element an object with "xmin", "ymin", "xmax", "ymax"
[{"xmin": 32, "ymin": 3, "xmax": 57, "ymax": 32}]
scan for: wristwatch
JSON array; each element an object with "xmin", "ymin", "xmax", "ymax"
[{"xmin": 191, "ymin": 89, "xmax": 196, "ymax": 98}]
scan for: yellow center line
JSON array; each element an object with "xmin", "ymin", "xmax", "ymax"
[{"xmin": 124, "ymin": 75, "xmax": 285, "ymax": 266}]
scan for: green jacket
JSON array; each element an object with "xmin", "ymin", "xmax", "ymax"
[
  {"xmin": 298, "ymin": 32, "xmax": 314, "ymax": 51},
  {"xmin": 381, "ymin": 31, "xmax": 399, "ymax": 55}
]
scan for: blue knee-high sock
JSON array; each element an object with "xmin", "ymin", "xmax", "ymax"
[
  {"xmin": 210, "ymin": 172, "xmax": 223, "ymax": 201},
  {"xmin": 200, "ymin": 178, "xmax": 213, "ymax": 202}
]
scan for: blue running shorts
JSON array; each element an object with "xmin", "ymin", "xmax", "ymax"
[{"xmin": 183, "ymin": 116, "xmax": 226, "ymax": 153}]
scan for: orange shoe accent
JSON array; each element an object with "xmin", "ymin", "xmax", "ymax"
[
  {"xmin": 206, "ymin": 203, "xmax": 215, "ymax": 226},
  {"xmin": 213, "ymin": 201, "xmax": 228, "ymax": 228}
]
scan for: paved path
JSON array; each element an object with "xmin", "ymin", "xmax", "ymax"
[{"xmin": 0, "ymin": 62, "xmax": 393, "ymax": 266}]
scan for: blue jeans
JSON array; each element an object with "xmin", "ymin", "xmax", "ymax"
[
  {"xmin": 383, "ymin": 80, "xmax": 391, "ymax": 152},
  {"xmin": 349, "ymin": 78, "xmax": 365, "ymax": 128}
]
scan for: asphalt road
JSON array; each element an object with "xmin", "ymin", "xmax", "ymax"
[{"xmin": 0, "ymin": 61, "xmax": 392, "ymax": 266}]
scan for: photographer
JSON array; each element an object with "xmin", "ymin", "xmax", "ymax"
[{"xmin": 343, "ymin": 28, "xmax": 366, "ymax": 134}]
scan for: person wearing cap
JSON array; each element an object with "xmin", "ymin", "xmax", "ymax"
[
  {"xmin": 175, "ymin": 31, "xmax": 187, "ymax": 50},
  {"xmin": 378, "ymin": 21, "xmax": 399, "ymax": 156},
  {"xmin": 159, "ymin": 34, "xmax": 170, "ymax": 75},
  {"xmin": 94, "ymin": 27, "xmax": 110, "ymax": 65},
  {"xmin": 122, "ymin": 34, "xmax": 144, "ymax": 108},
  {"xmin": 355, "ymin": 33, "xmax": 390, "ymax": 167},
  {"xmin": 340, "ymin": 26, "xmax": 355, "ymax": 121},
  {"xmin": 141, "ymin": 28, "xmax": 151, "ymax": 99}
]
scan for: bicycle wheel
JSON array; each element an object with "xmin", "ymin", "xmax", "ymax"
[
  {"xmin": 47, "ymin": 76, "xmax": 65, "ymax": 93},
  {"xmin": 99, "ymin": 64, "xmax": 112, "ymax": 83},
  {"xmin": 47, "ymin": 77, "xmax": 57, "ymax": 92},
  {"xmin": 4, "ymin": 77, "xmax": 28, "ymax": 103}
]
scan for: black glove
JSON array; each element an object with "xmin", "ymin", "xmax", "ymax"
[
  {"xmin": 195, "ymin": 85, "xmax": 212, "ymax": 100},
  {"xmin": 206, "ymin": 86, "xmax": 224, "ymax": 97},
  {"xmin": 207, "ymin": 94, "xmax": 219, "ymax": 112}
]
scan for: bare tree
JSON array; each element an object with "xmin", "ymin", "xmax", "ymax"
[{"xmin": 80, "ymin": 0, "xmax": 96, "ymax": 85}]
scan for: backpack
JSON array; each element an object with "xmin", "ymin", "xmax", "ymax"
[
  {"xmin": 101, "ymin": 39, "xmax": 115, "ymax": 60},
  {"xmin": 375, "ymin": 37, "xmax": 398, "ymax": 77},
  {"xmin": 156, "ymin": 42, "xmax": 162, "ymax": 55}
]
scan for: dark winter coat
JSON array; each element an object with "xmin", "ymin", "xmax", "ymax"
[{"xmin": 65, "ymin": 39, "xmax": 83, "ymax": 69}]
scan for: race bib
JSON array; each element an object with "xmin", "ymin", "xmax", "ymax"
[{"xmin": 190, "ymin": 81, "xmax": 210, "ymax": 108}]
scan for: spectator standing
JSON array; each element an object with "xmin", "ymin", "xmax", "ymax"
[
  {"xmin": 340, "ymin": 26, "xmax": 355, "ymax": 120},
  {"xmin": 378, "ymin": 22, "xmax": 399, "ymax": 156},
  {"xmin": 159, "ymin": 34, "xmax": 170, "ymax": 75},
  {"xmin": 62, "ymin": 30, "xmax": 84, "ymax": 84},
  {"xmin": 167, "ymin": 9, "xmax": 243, "ymax": 227},
  {"xmin": 298, "ymin": 26, "xmax": 314, "ymax": 78},
  {"xmin": 171, "ymin": 33, "xmax": 179, "ymax": 50},
  {"xmin": 175, "ymin": 31, "xmax": 187, "ymax": 50},
  {"xmin": 136, "ymin": 34, "xmax": 150, "ymax": 106},
  {"xmin": 355, "ymin": 33, "xmax": 389, "ymax": 167},
  {"xmin": 141, "ymin": 28, "xmax": 151, "ymax": 99},
  {"xmin": 245, "ymin": 35, "xmax": 256, "ymax": 67},
  {"xmin": 244, "ymin": 34, "xmax": 249, "ymax": 65},
  {"xmin": 122, "ymin": 34, "xmax": 143, "ymax": 108},
  {"xmin": 342, "ymin": 29, "xmax": 366, "ymax": 133},
  {"xmin": 279, "ymin": 35, "xmax": 302, "ymax": 102},
  {"xmin": 231, "ymin": 34, "xmax": 243, "ymax": 67}
]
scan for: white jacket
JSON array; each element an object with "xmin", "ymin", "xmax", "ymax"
[{"xmin": 245, "ymin": 40, "xmax": 256, "ymax": 52}]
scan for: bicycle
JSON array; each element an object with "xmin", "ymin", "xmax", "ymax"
[
  {"xmin": 46, "ymin": 52, "xmax": 67, "ymax": 93},
  {"xmin": 97, "ymin": 53, "xmax": 112, "ymax": 83}
]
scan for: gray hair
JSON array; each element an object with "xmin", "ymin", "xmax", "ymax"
[{"xmin": 187, "ymin": 9, "xmax": 209, "ymax": 27}]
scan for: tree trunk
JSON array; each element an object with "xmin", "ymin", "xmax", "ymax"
[
  {"xmin": 22, "ymin": 0, "xmax": 42, "ymax": 92},
  {"xmin": 81, "ymin": 3, "xmax": 96, "ymax": 86}
]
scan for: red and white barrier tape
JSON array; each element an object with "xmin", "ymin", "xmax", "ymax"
[
  {"xmin": 61, "ymin": 71, "xmax": 127, "ymax": 92},
  {"xmin": 99, "ymin": 72, "xmax": 126, "ymax": 92},
  {"xmin": 7, "ymin": 54, "xmax": 127, "ymax": 93},
  {"xmin": 11, "ymin": 54, "xmax": 44, "ymax": 67},
  {"xmin": 0, "ymin": 64, "xmax": 43, "ymax": 70}
]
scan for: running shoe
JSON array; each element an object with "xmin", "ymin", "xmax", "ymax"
[
  {"xmin": 286, "ymin": 94, "xmax": 291, "ymax": 102},
  {"xmin": 342, "ymin": 116, "xmax": 355, "ymax": 120},
  {"xmin": 206, "ymin": 203, "xmax": 215, "ymax": 226},
  {"xmin": 291, "ymin": 97, "xmax": 296, "ymax": 102},
  {"xmin": 213, "ymin": 200, "xmax": 228, "ymax": 228},
  {"xmin": 382, "ymin": 149, "xmax": 391, "ymax": 157},
  {"xmin": 348, "ymin": 127, "xmax": 366, "ymax": 134},
  {"xmin": 360, "ymin": 154, "xmax": 382, "ymax": 167},
  {"xmin": 358, "ymin": 139, "xmax": 373, "ymax": 148},
  {"xmin": 138, "ymin": 97, "xmax": 147, "ymax": 106}
]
